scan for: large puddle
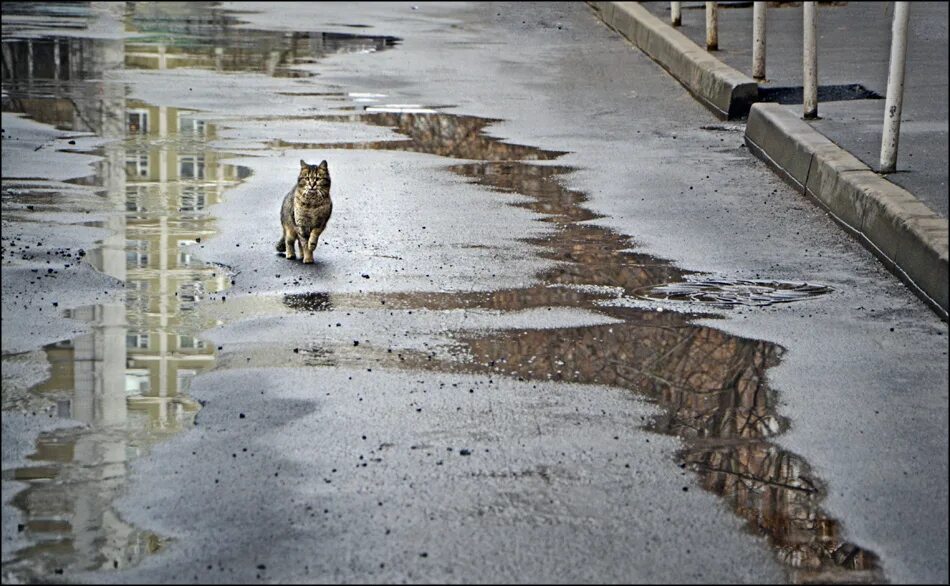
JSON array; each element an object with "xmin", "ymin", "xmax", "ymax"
[
  {"xmin": 265, "ymin": 110, "xmax": 877, "ymax": 583},
  {"xmin": 1, "ymin": 2, "xmax": 877, "ymax": 583},
  {"xmin": 0, "ymin": 2, "xmax": 395, "ymax": 581}
]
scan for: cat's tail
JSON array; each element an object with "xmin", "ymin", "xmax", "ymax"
[{"xmin": 275, "ymin": 237, "xmax": 286, "ymax": 253}]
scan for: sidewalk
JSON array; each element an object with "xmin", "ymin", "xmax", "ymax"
[
  {"xmin": 640, "ymin": 1, "xmax": 948, "ymax": 219},
  {"xmin": 592, "ymin": 1, "xmax": 948, "ymax": 317}
]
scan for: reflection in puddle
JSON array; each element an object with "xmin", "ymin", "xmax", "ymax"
[
  {"xmin": 0, "ymin": 3, "xmax": 399, "ymax": 86},
  {"xmin": 124, "ymin": 2, "xmax": 399, "ymax": 78},
  {"xmin": 1, "ymin": 12, "xmax": 250, "ymax": 580},
  {"xmin": 272, "ymin": 111, "xmax": 879, "ymax": 582},
  {"xmin": 638, "ymin": 279, "xmax": 833, "ymax": 308},
  {"xmin": 2, "ymin": 5, "xmax": 402, "ymax": 576},
  {"xmin": 269, "ymin": 111, "xmax": 567, "ymax": 161}
]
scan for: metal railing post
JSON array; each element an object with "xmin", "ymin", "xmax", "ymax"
[
  {"xmin": 706, "ymin": 2, "xmax": 719, "ymax": 50},
  {"xmin": 803, "ymin": 2, "xmax": 818, "ymax": 118},
  {"xmin": 880, "ymin": 1, "xmax": 911, "ymax": 174},
  {"xmin": 671, "ymin": 2, "xmax": 682, "ymax": 27},
  {"xmin": 752, "ymin": 2, "xmax": 766, "ymax": 80},
  {"xmin": 706, "ymin": 2, "xmax": 719, "ymax": 51}
]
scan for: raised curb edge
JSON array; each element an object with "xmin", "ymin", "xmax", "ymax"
[
  {"xmin": 746, "ymin": 103, "xmax": 949, "ymax": 319},
  {"xmin": 588, "ymin": 1, "xmax": 758, "ymax": 119}
]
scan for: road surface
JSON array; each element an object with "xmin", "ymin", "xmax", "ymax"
[{"xmin": 1, "ymin": 2, "xmax": 946, "ymax": 583}]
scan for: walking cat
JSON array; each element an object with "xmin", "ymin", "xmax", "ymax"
[{"xmin": 276, "ymin": 159, "xmax": 333, "ymax": 264}]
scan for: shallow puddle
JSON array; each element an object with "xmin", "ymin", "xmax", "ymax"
[
  {"xmin": 637, "ymin": 279, "xmax": 833, "ymax": 308},
  {"xmin": 2, "ymin": 6, "xmax": 409, "ymax": 579},
  {"xmin": 1, "ymin": 2, "xmax": 399, "ymax": 85},
  {"xmin": 123, "ymin": 3, "xmax": 398, "ymax": 78},
  {"xmin": 1, "ymin": 104, "xmax": 245, "ymax": 581},
  {"xmin": 1, "ymin": 4, "xmax": 260, "ymax": 578},
  {"xmin": 270, "ymin": 110, "xmax": 879, "ymax": 582}
]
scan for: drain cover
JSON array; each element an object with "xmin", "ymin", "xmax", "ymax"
[{"xmin": 636, "ymin": 279, "xmax": 832, "ymax": 308}]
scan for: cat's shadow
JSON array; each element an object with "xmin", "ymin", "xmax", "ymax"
[
  {"xmin": 296, "ymin": 259, "xmax": 327, "ymax": 271},
  {"xmin": 276, "ymin": 254, "xmax": 329, "ymax": 273}
]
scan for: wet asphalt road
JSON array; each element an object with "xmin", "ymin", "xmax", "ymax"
[{"xmin": 1, "ymin": 2, "xmax": 947, "ymax": 584}]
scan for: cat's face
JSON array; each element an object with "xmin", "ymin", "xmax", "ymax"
[{"xmin": 298, "ymin": 159, "xmax": 330, "ymax": 192}]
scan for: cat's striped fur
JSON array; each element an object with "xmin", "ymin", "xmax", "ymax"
[{"xmin": 276, "ymin": 159, "xmax": 332, "ymax": 264}]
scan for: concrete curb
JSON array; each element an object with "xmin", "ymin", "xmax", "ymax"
[
  {"xmin": 589, "ymin": 1, "xmax": 758, "ymax": 119},
  {"xmin": 588, "ymin": 2, "xmax": 947, "ymax": 318},
  {"xmin": 746, "ymin": 103, "xmax": 949, "ymax": 319}
]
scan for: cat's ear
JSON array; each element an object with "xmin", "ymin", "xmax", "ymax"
[
  {"xmin": 300, "ymin": 159, "xmax": 309, "ymax": 170},
  {"xmin": 317, "ymin": 160, "xmax": 328, "ymax": 172}
]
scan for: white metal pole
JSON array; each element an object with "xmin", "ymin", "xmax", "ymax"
[
  {"xmin": 671, "ymin": 2, "xmax": 682, "ymax": 27},
  {"xmin": 803, "ymin": 2, "xmax": 818, "ymax": 118},
  {"xmin": 706, "ymin": 2, "xmax": 719, "ymax": 50},
  {"xmin": 752, "ymin": 2, "xmax": 766, "ymax": 79},
  {"xmin": 880, "ymin": 2, "xmax": 910, "ymax": 174}
]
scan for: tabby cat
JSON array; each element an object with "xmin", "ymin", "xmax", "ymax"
[{"xmin": 276, "ymin": 159, "xmax": 333, "ymax": 264}]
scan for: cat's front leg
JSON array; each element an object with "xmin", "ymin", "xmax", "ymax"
[
  {"xmin": 284, "ymin": 225, "xmax": 298, "ymax": 260},
  {"xmin": 303, "ymin": 227, "xmax": 324, "ymax": 264}
]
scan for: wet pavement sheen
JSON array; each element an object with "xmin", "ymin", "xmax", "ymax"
[
  {"xmin": 1, "ymin": 2, "xmax": 393, "ymax": 580},
  {"xmin": 1, "ymin": 2, "xmax": 882, "ymax": 583},
  {"xmin": 265, "ymin": 108, "xmax": 876, "ymax": 582}
]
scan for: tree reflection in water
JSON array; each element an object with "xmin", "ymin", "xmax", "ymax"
[{"xmin": 277, "ymin": 110, "xmax": 880, "ymax": 582}]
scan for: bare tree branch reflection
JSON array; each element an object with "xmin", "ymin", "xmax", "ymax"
[{"xmin": 276, "ymin": 110, "xmax": 882, "ymax": 582}]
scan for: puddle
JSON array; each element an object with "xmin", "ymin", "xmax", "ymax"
[
  {"xmin": 2, "ymin": 12, "xmax": 251, "ymax": 579},
  {"xmin": 2, "ymin": 126, "xmax": 244, "ymax": 578},
  {"xmin": 1, "ymin": 3, "xmax": 400, "ymax": 104},
  {"xmin": 1, "ymin": 0, "xmax": 400, "ymax": 573},
  {"xmin": 267, "ymin": 111, "xmax": 568, "ymax": 161},
  {"xmin": 270, "ymin": 110, "xmax": 880, "ymax": 582},
  {"xmin": 284, "ymin": 291, "xmax": 333, "ymax": 312},
  {"xmin": 0, "ymin": 2, "xmax": 118, "ymax": 36},
  {"xmin": 636, "ymin": 279, "xmax": 833, "ymax": 308},
  {"xmin": 124, "ymin": 2, "xmax": 399, "ymax": 78}
]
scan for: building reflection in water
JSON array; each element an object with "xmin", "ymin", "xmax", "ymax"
[
  {"xmin": 2, "ymin": 4, "xmax": 401, "ymax": 577},
  {"xmin": 2, "ymin": 21, "xmax": 247, "ymax": 579},
  {"xmin": 123, "ymin": 1, "xmax": 397, "ymax": 77},
  {"xmin": 12, "ymin": 102, "xmax": 244, "ymax": 573}
]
